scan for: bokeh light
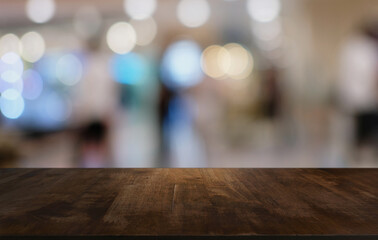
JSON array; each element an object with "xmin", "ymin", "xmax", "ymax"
[
  {"xmin": 130, "ymin": 17, "xmax": 157, "ymax": 46},
  {"xmin": 22, "ymin": 69, "xmax": 43, "ymax": 100},
  {"xmin": 20, "ymin": 31, "xmax": 46, "ymax": 63},
  {"xmin": 0, "ymin": 52, "xmax": 24, "ymax": 84},
  {"xmin": 0, "ymin": 34, "xmax": 21, "ymax": 56},
  {"xmin": 0, "ymin": 89, "xmax": 25, "ymax": 119},
  {"xmin": 106, "ymin": 22, "xmax": 136, "ymax": 54},
  {"xmin": 110, "ymin": 52, "xmax": 149, "ymax": 85},
  {"xmin": 177, "ymin": 0, "xmax": 210, "ymax": 28},
  {"xmin": 56, "ymin": 54, "xmax": 83, "ymax": 86},
  {"xmin": 201, "ymin": 45, "xmax": 230, "ymax": 79},
  {"xmin": 201, "ymin": 43, "xmax": 254, "ymax": 80},
  {"xmin": 0, "ymin": 52, "xmax": 24, "ymax": 95},
  {"xmin": 124, "ymin": 0, "xmax": 157, "ymax": 20},
  {"xmin": 161, "ymin": 40, "xmax": 203, "ymax": 89},
  {"xmin": 247, "ymin": 0, "xmax": 281, "ymax": 23},
  {"xmin": 26, "ymin": 0, "xmax": 56, "ymax": 24},
  {"xmin": 224, "ymin": 43, "xmax": 254, "ymax": 80},
  {"xmin": 73, "ymin": 6, "xmax": 103, "ymax": 39}
]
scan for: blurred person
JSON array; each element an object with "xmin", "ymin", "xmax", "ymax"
[
  {"xmin": 157, "ymin": 81, "xmax": 175, "ymax": 166},
  {"xmin": 158, "ymin": 87, "xmax": 206, "ymax": 167},
  {"xmin": 338, "ymin": 22, "xmax": 378, "ymax": 159},
  {"xmin": 75, "ymin": 120, "xmax": 111, "ymax": 167},
  {"xmin": 156, "ymin": 37, "xmax": 207, "ymax": 167},
  {"xmin": 260, "ymin": 67, "xmax": 281, "ymax": 119},
  {"xmin": 76, "ymin": 49, "xmax": 118, "ymax": 123}
]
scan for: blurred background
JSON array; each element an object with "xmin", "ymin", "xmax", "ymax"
[{"xmin": 0, "ymin": 0, "xmax": 377, "ymax": 168}]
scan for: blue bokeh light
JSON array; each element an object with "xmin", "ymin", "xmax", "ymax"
[
  {"xmin": 0, "ymin": 88, "xmax": 25, "ymax": 119},
  {"xmin": 161, "ymin": 40, "xmax": 203, "ymax": 89},
  {"xmin": 34, "ymin": 53, "xmax": 60, "ymax": 85},
  {"xmin": 56, "ymin": 53, "xmax": 83, "ymax": 86},
  {"xmin": 110, "ymin": 52, "xmax": 149, "ymax": 85}
]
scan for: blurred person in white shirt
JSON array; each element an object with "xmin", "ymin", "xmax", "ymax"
[{"xmin": 338, "ymin": 22, "xmax": 378, "ymax": 159}]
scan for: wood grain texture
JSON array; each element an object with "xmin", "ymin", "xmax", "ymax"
[{"xmin": 0, "ymin": 168, "xmax": 377, "ymax": 238}]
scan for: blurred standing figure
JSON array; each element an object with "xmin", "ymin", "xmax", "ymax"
[
  {"xmin": 261, "ymin": 67, "xmax": 281, "ymax": 119},
  {"xmin": 74, "ymin": 50, "xmax": 117, "ymax": 167},
  {"xmin": 338, "ymin": 23, "xmax": 378, "ymax": 157},
  {"xmin": 157, "ymin": 82, "xmax": 175, "ymax": 167},
  {"xmin": 77, "ymin": 120, "xmax": 110, "ymax": 167}
]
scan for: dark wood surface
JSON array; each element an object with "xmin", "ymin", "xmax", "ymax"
[{"xmin": 0, "ymin": 168, "xmax": 377, "ymax": 239}]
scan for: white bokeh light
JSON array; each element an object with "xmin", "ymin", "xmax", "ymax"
[
  {"xmin": 247, "ymin": 0, "xmax": 281, "ymax": 23},
  {"xmin": 0, "ymin": 34, "xmax": 21, "ymax": 56},
  {"xmin": 21, "ymin": 32, "xmax": 45, "ymax": 63},
  {"xmin": 201, "ymin": 45, "xmax": 230, "ymax": 79},
  {"xmin": 177, "ymin": 0, "xmax": 210, "ymax": 28},
  {"xmin": 124, "ymin": 0, "xmax": 157, "ymax": 20},
  {"xmin": 0, "ymin": 52, "xmax": 24, "ymax": 84},
  {"xmin": 106, "ymin": 22, "xmax": 136, "ymax": 54},
  {"xmin": 224, "ymin": 43, "xmax": 254, "ymax": 80},
  {"xmin": 26, "ymin": 0, "xmax": 56, "ymax": 24},
  {"xmin": 130, "ymin": 17, "xmax": 157, "ymax": 46},
  {"xmin": 201, "ymin": 43, "xmax": 254, "ymax": 80}
]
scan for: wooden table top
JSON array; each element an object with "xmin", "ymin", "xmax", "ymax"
[{"xmin": 0, "ymin": 168, "xmax": 377, "ymax": 239}]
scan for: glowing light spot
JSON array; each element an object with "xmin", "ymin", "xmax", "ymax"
[
  {"xmin": 201, "ymin": 45, "xmax": 230, "ymax": 79},
  {"xmin": 74, "ymin": 6, "xmax": 102, "ymax": 39},
  {"xmin": 26, "ymin": 0, "xmax": 56, "ymax": 24},
  {"xmin": 56, "ymin": 54, "xmax": 83, "ymax": 86},
  {"xmin": 247, "ymin": 0, "xmax": 281, "ymax": 23},
  {"xmin": 130, "ymin": 17, "xmax": 157, "ymax": 46},
  {"xmin": 224, "ymin": 43, "xmax": 254, "ymax": 80},
  {"xmin": 161, "ymin": 40, "xmax": 203, "ymax": 89},
  {"xmin": 22, "ymin": 69, "xmax": 43, "ymax": 100},
  {"xmin": 124, "ymin": 0, "xmax": 157, "ymax": 20},
  {"xmin": 110, "ymin": 52, "xmax": 148, "ymax": 85},
  {"xmin": 201, "ymin": 43, "xmax": 254, "ymax": 80},
  {"xmin": 0, "ymin": 52, "xmax": 23, "ymax": 83},
  {"xmin": 177, "ymin": 0, "xmax": 210, "ymax": 28},
  {"xmin": 0, "ymin": 34, "xmax": 21, "ymax": 55},
  {"xmin": 106, "ymin": 22, "xmax": 136, "ymax": 54},
  {"xmin": 0, "ymin": 89, "xmax": 24, "ymax": 119},
  {"xmin": 20, "ymin": 32, "xmax": 45, "ymax": 63}
]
